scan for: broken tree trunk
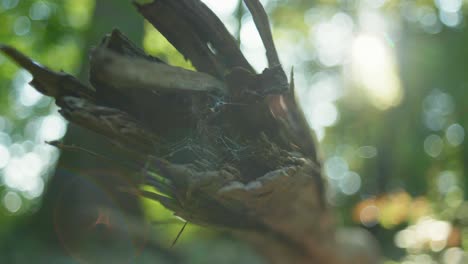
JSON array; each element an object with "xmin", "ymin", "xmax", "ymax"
[{"xmin": 0, "ymin": 0, "xmax": 379, "ymax": 263}]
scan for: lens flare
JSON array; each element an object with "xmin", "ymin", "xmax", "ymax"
[{"xmin": 54, "ymin": 170, "xmax": 147, "ymax": 264}]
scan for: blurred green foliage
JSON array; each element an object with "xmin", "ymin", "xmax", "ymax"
[
  {"xmin": 1, "ymin": 0, "xmax": 468, "ymax": 263},
  {"xmin": 0, "ymin": 0, "xmax": 94, "ymax": 232}
]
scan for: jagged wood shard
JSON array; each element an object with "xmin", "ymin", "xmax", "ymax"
[{"xmin": 58, "ymin": 96, "xmax": 158, "ymax": 154}]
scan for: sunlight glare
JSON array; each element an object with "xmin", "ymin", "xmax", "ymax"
[
  {"xmin": 311, "ymin": 12, "xmax": 354, "ymax": 67},
  {"xmin": 38, "ymin": 114, "xmax": 67, "ymax": 142},
  {"xmin": 309, "ymin": 102, "xmax": 338, "ymax": 129},
  {"xmin": 202, "ymin": 0, "xmax": 238, "ymax": 33},
  {"xmin": 240, "ymin": 16, "xmax": 268, "ymax": 72},
  {"xmin": 202, "ymin": 0, "xmax": 238, "ymax": 18},
  {"xmin": 20, "ymin": 82, "xmax": 43, "ymax": 107},
  {"xmin": 351, "ymin": 34, "xmax": 402, "ymax": 110},
  {"xmin": 0, "ymin": 144, "xmax": 10, "ymax": 169}
]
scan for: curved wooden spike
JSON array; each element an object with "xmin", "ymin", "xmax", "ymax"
[
  {"xmin": 134, "ymin": 0, "xmax": 226, "ymax": 78},
  {"xmin": 0, "ymin": 45, "xmax": 47, "ymax": 75},
  {"xmin": 0, "ymin": 45, "xmax": 95, "ymax": 101},
  {"xmin": 243, "ymin": 0, "xmax": 280, "ymax": 67},
  {"xmin": 134, "ymin": 0, "xmax": 255, "ymax": 76},
  {"xmin": 100, "ymin": 29, "xmax": 165, "ymax": 63}
]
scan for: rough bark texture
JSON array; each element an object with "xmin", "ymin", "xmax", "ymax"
[{"xmin": 0, "ymin": 0, "xmax": 379, "ymax": 263}]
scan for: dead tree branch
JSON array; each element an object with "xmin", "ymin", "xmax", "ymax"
[{"xmin": 0, "ymin": 1, "xmax": 379, "ymax": 263}]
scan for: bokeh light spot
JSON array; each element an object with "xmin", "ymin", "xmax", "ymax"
[
  {"xmin": 435, "ymin": 0, "xmax": 463, "ymax": 13},
  {"xmin": 64, "ymin": 0, "xmax": 94, "ymax": 29},
  {"xmin": 311, "ymin": 12, "xmax": 354, "ymax": 67},
  {"xmin": 9, "ymin": 143, "xmax": 26, "ymax": 157},
  {"xmin": 395, "ymin": 229, "xmax": 416, "ymax": 249},
  {"xmin": 356, "ymin": 146, "xmax": 377, "ymax": 158},
  {"xmin": 360, "ymin": 205, "xmax": 379, "ymax": 227},
  {"xmin": 437, "ymin": 171, "xmax": 457, "ymax": 195},
  {"xmin": 309, "ymin": 102, "xmax": 339, "ymax": 128},
  {"xmin": 0, "ymin": 133, "xmax": 10, "ymax": 147},
  {"xmin": 1, "ymin": 0, "xmax": 19, "ymax": 10},
  {"xmin": 361, "ymin": 0, "xmax": 386, "ymax": 9},
  {"xmin": 424, "ymin": 134, "xmax": 443, "ymax": 158},
  {"xmin": 0, "ymin": 144, "xmax": 11, "ymax": 169},
  {"xmin": 439, "ymin": 10, "xmax": 461, "ymax": 27},
  {"xmin": 39, "ymin": 114, "xmax": 67, "ymax": 142},
  {"xmin": 395, "ymin": 217, "xmax": 452, "ymax": 252},
  {"xmin": 339, "ymin": 171, "xmax": 361, "ymax": 195},
  {"xmin": 446, "ymin": 123, "xmax": 464, "ymax": 146},
  {"xmin": 19, "ymin": 82, "xmax": 43, "ymax": 107},
  {"xmin": 442, "ymin": 247, "xmax": 464, "ymax": 264},
  {"xmin": 22, "ymin": 177, "xmax": 45, "ymax": 199},
  {"xmin": 324, "ymin": 156, "xmax": 348, "ymax": 179},
  {"xmin": 29, "ymin": 1, "xmax": 51, "ymax": 21},
  {"xmin": 419, "ymin": 7, "xmax": 442, "ymax": 34},
  {"xmin": 3, "ymin": 152, "xmax": 45, "ymax": 196},
  {"xmin": 445, "ymin": 187, "xmax": 463, "ymax": 208},
  {"xmin": 423, "ymin": 89, "xmax": 454, "ymax": 131},
  {"xmin": 13, "ymin": 16, "xmax": 31, "ymax": 36},
  {"xmin": 3, "ymin": 191, "xmax": 22, "ymax": 213}
]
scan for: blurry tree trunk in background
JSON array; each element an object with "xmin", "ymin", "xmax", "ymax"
[
  {"xmin": 1, "ymin": 0, "xmax": 380, "ymax": 263},
  {"xmin": 18, "ymin": 0, "xmax": 147, "ymax": 259}
]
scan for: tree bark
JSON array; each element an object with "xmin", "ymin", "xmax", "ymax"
[{"xmin": 0, "ymin": 0, "xmax": 380, "ymax": 263}]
